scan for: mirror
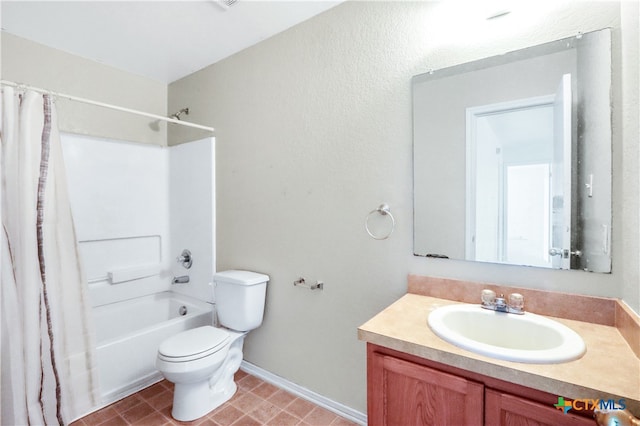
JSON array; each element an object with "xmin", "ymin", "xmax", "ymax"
[{"xmin": 413, "ymin": 28, "xmax": 612, "ymax": 273}]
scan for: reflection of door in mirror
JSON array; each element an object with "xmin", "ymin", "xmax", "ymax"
[
  {"xmin": 466, "ymin": 95, "xmax": 558, "ymax": 268},
  {"xmin": 467, "ymin": 75, "xmax": 573, "ymax": 269}
]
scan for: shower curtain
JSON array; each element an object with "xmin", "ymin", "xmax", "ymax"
[{"xmin": 0, "ymin": 87, "xmax": 99, "ymax": 425}]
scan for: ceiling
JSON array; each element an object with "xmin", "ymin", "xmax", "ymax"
[{"xmin": 1, "ymin": 1, "xmax": 343, "ymax": 83}]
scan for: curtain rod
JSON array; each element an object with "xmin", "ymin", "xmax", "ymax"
[{"xmin": 0, "ymin": 80, "xmax": 215, "ymax": 133}]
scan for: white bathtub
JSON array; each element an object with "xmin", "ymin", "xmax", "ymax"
[{"xmin": 93, "ymin": 291, "xmax": 212, "ymax": 404}]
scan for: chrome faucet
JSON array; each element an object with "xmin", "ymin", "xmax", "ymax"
[
  {"xmin": 176, "ymin": 249, "xmax": 192, "ymax": 269},
  {"xmin": 481, "ymin": 289, "xmax": 524, "ymax": 314},
  {"xmin": 172, "ymin": 275, "xmax": 190, "ymax": 285},
  {"xmin": 494, "ymin": 295, "xmax": 508, "ymax": 312}
]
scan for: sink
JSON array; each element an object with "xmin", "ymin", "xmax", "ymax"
[{"xmin": 427, "ymin": 304, "xmax": 586, "ymax": 364}]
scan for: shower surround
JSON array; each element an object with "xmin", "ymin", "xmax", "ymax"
[{"xmin": 61, "ymin": 133, "xmax": 216, "ymax": 416}]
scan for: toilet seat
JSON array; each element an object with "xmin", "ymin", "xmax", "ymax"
[{"xmin": 158, "ymin": 326, "xmax": 230, "ymax": 362}]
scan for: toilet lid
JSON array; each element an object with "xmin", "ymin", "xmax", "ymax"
[{"xmin": 158, "ymin": 326, "xmax": 230, "ymax": 361}]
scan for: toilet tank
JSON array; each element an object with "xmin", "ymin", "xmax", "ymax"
[{"xmin": 213, "ymin": 270, "xmax": 269, "ymax": 331}]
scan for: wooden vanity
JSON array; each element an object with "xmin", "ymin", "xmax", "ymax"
[
  {"xmin": 358, "ymin": 277, "xmax": 640, "ymax": 426},
  {"xmin": 367, "ymin": 343, "xmax": 596, "ymax": 425}
]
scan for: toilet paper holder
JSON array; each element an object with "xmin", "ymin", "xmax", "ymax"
[{"xmin": 293, "ymin": 277, "xmax": 324, "ymax": 291}]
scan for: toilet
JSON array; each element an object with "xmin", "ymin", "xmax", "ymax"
[{"xmin": 156, "ymin": 270, "xmax": 269, "ymax": 421}]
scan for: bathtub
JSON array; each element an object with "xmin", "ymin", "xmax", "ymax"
[{"xmin": 93, "ymin": 291, "xmax": 212, "ymax": 404}]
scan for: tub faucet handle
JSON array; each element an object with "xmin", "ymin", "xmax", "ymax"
[{"xmin": 176, "ymin": 249, "xmax": 192, "ymax": 269}]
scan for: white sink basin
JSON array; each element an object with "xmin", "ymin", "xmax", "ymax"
[{"xmin": 427, "ymin": 304, "xmax": 586, "ymax": 364}]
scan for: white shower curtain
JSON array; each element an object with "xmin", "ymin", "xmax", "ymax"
[{"xmin": 0, "ymin": 87, "xmax": 99, "ymax": 425}]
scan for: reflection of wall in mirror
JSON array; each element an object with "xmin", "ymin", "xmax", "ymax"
[
  {"xmin": 414, "ymin": 50, "xmax": 576, "ymax": 259},
  {"xmin": 575, "ymin": 30, "xmax": 612, "ymax": 272}
]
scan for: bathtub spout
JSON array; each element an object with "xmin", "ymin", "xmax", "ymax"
[{"xmin": 172, "ymin": 275, "xmax": 190, "ymax": 285}]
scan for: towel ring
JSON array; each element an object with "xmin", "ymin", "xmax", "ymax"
[{"xmin": 365, "ymin": 203, "xmax": 395, "ymax": 240}]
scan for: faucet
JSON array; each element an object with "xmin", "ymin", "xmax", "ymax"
[
  {"xmin": 481, "ymin": 289, "xmax": 524, "ymax": 314},
  {"xmin": 172, "ymin": 275, "xmax": 190, "ymax": 285},
  {"xmin": 494, "ymin": 295, "xmax": 508, "ymax": 312}
]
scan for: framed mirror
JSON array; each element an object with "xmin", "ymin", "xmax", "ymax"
[{"xmin": 413, "ymin": 28, "xmax": 612, "ymax": 273}]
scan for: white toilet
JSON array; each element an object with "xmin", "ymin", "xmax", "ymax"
[{"xmin": 156, "ymin": 270, "xmax": 269, "ymax": 421}]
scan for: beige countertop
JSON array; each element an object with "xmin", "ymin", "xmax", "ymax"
[{"xmin": 358, "ymin": 293, "xmax": 640, "ymax": 413}]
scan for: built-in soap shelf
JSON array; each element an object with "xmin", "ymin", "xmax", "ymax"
[
  {"xmin": 79, "ymin": 235, "xmax": 162, "ymax": 284},
  {"xmin": 108, "ymin": 264, "xmax": 162, "ymax": 284}
]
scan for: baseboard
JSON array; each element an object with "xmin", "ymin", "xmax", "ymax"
[{"xmin": 240, "ymin": 361, "xmax": 367, "ymax": 425}]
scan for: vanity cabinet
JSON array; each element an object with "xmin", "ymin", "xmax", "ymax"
[{"xmin": 367, "ymin": 344, "xmax": 595, "ymax": 426}]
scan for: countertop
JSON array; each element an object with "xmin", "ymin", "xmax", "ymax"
[{"xmin": 358, "ymin": 293, "xmax": 640, "ymax": 413}]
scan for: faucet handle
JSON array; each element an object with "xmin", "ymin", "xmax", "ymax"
[
  {"xmin": 481, "ymin": 289, "xmax": 496, "ymax": 306},
  {"xmin": 508, "ymin": 293, "xmax": 525, "ymax": 312},
  {"xmin": 176, "ymin": 249, "xmax": 192, "ymax": 269}
]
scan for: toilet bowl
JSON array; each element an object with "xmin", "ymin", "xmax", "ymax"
[
  {"xmin": 156, "ymin": 270, "xmax": 269, "ymax": 421},
  {"xmin": 156, "ymin": 326, "xmax": 246, "ymax": 421}
]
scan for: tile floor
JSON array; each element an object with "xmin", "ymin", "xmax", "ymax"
[{"xmin": 71, "ymin": 370, "xmax": 357, "ymax": 426}]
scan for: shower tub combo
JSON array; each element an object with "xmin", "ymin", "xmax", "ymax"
[{"xmin": 93, "ymin": 291, "xmax": 211, "ymax": 404}]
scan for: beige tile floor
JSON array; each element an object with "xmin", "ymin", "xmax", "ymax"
[{"xmin": 71, "ymin": 371, "xmax": 357, "ymax": 426}]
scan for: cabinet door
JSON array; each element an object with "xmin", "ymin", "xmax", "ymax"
[
  {"xmin": 485, "ymin": 389, "xmax": 595, "ymax": 426},
  {"xmin": 369, "ymin": 352, "xmax": 484, "ymax": 426}
]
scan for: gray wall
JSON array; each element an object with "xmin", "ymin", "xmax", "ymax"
[
  {"xmin": 169, "ymin": 1, "xmax": 638, "ymax": 413},
  {"xmin": 1, "ymin": 33, "xmax": 167, "ymax": 146}
]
